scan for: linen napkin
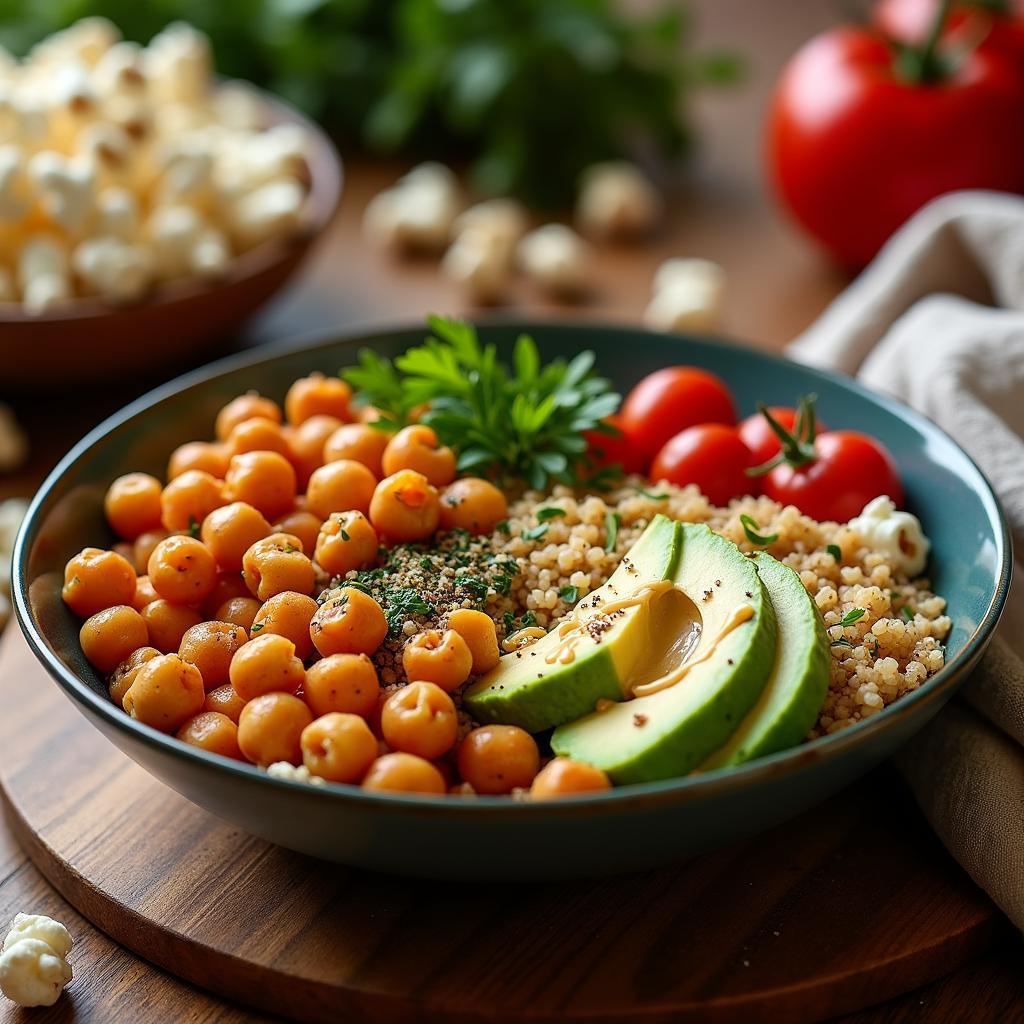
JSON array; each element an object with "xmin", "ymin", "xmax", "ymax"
[{"xmin": 788, "ymin": 190, "xmax": 1024, "ymax": 931}]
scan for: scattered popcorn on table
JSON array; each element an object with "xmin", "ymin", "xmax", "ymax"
[
  {"xmin": 576, "ymin": 161, "xmax": 662, "ymax": 240},
  {"xmin": 644, "ymin": 256, "xmax": 726, "ymax": 333},
  {"xmin": 517, "ymin": 224, "xmax": 589, "ymax": 299},
  {"xmin": 363, "ymin": 162, "xmax": 461, "ymax": 253},
  {"xmin": 0, "ymin": 497, "xmax": 29, "ymax": 629},
  {"xmin": 0, "ymin": 406, "xmax": 28, "ymax": 473},
  {"xmin": 0, "ymin": 913, "xmax": 73, "ymax": 1008}
]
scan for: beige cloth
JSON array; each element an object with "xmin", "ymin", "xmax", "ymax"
[{"xmin": 789, "ymin": 191, "xmax": 1024, "ymax": 931}]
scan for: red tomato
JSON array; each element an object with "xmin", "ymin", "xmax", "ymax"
[
  {"xmin": 651, "ymin": 425, "xmax": 756, "ymax": 507},
  {"xmin": 620, "ymin": 368, "xmax": 736, "ymax": 464},
  {"xmin": 875, "ymin": 0, "xmax": 1024, "ymax": 62},
  {"xmin": 767, "ymin": 24, "xmax": 1024, "ymax": 268},
  {"xmin": 738, "ymin": 407, "xmax": 828, "ymax": 467},
  {"xmin": 584, "ymin": 415, "xmax": 646, "ymax": 475},
  {"xmin": 762, "ymin": 431, "xmax": 904, "ymax": 522}
]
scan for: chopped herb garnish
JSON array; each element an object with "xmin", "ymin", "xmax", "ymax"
[
  {"xmin": 283, "ymin": 543, "xmax": 298, "ymax": 554},
  {"xmin": 521, "ymin": 610, "xmax": 537, "ymax": 628},
  {"xmin": 455, "ymin": 575, "xmax": 490, "ymax": 601},
  {"xmin": 522, "ymin": 523, "xmax": 549, "ymax": 541},
  {"xmin": 495, "ymin": 519, "xmax": 510, "ymax": 535},
  {"xmin": 740, "ymin": 514, "xmax": 778, "ymax": 547},
  {"xmin": 379, "ymin": 587, "xmax": 432, "ymax": 638},
  {"xmin": 831, "ymin": 638, "xmax": 853, "ymax": 649},
  {"xmin": 536, "ymin": 507, "xmax": 567, "ymax": 522},
  {"xmin": 420, "ymin": 557, "xmax": 433, "ymax": 570},
  {"xmin": 339, "ymin": 528, "xmax": 351, "ymax": 542},
  {"xmin": 187, "ymin": 516, "xmax": 200, "ymax": 539},
  {"xmin": 249, "ymin": 621, "xmax": 264, "ymax": 633},
  {"xmin": 826, "ymin": 544, "xmax": 841, "ymax": 561},
  {"xmin": 901, "ymin": 605, "xmax": 913, "ymax": 622},
  {"xmin": 839, "ymin": 607, "xmax": 866, "ymax": 627},
  {"xmin": 559, "ymin": 585, "xmax": 579, "ymax": 604},
  {"xmin": 604, "ymin": 511, "xmax": 620, "ymax": 553},
  {"xmin": 503, "ymin": 611, "xmax": 516, "ymax": 634},
  {"xmin": 637, "ymin": 487, "xmax": 669, "ymax": 500},
  {"xmin": 343, "ymin": 579, "xmax": 372, "ymax": 596}
]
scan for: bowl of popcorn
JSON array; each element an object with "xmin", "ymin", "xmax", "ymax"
[{"xmin": 0, "ymin": 18, "xmax": 342, "ymax": 388}]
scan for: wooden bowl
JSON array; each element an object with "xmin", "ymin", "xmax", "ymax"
[{"xmin": 1, "ymin": 88, "xmax": 342, "ymax": 391}]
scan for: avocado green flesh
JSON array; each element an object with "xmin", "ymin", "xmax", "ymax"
[
  {"xmin": 551, "ymin": 524, "xmax": 777, "ymax": 784},
  {"xmin": 700, "ymin": 552, "xmax": 829, "ymax": 769},
  {"xmin": 462, "ymin": 515, "xmax": 681, "ymax": 733}
]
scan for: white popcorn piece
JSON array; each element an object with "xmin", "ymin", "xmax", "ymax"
[
  {"xmin": 50, "ymin": 61, "xmax": 98, "ymax": 118},
  {"xmin": 0, "ymin": 145, "xmax": 29, "ymax": 221},
  {"xmin": 442, "ymin": 225, "xmax": 515, "ymax": 304},
  {"xmin": 644, "ymin": 257, "xmax": 726, "ymax": 334},
  {"xmin": 156, "ymin": 137, "xmax": 215, "ymax": 204},
  {"xmin": 0, "ymin": 406, "xmax": 28, "ymax": 474},
  {"xmin": 92, "ymin": 41, "xmax": 147, "ymax": 97},
  {"xmin": 28, "ymin": 151, "xmax": 96, "ymax": 232},
  {"xmin": 228, "ymin": 178, "xmax": 306, "ymax": 250},
  {"xmin": 363, "ymin": 162, "xmax": 460, "ymax": 253},
  {"xmin": 103, "ymin": 93, "xmax": 152, "ymax": 143},
  {"xmin": 0, "ymin": 914, "xmax": 74, "ymax": 1008},
  {"xmin": 18, "ymin": 234, "xmax": 71, "ymax": 314},
  {"xmin": 72, "ymin": 236, "xmax": 152, "ymax": 304},
  {"xmin": 95, "ymin": 186, "xmax": 139, "ymax": 239},
  {"xmin": 190, "ymin": 226, "xmax": 231, "ymax": 279},
  {"xmin": 0, "ymin": 496, "xmax": 29, "ymax": 555},
  {"xmin": 517, "ymin": 223, "xmax": 589, "ymax": 298},
  {"xmin": 146, "ymin": 23, "xmax": 213, "ymax": 105},
  {"xmin": 30, "ymin": 17, "xmax": 120, "ymax": 70},
  {"xmin": 212, "ymin": 81, "xmax": 266, "ymax": 132},
  {"xmin": 452, "ymin": 198, "xmax": 528, "ymax": 251},
  {"xmin": 652, "ymin": 256, "xmax": 726, "ymax": 296},
  {"xmin": 266, "ymin": 762, "xmax": 325, "ymax": 786},
  {"xmin": 0, "ymin": 90, "xmax": 49, "ymax": 150},
  {"xmin": 577, "ymin": 161, "xmax": 662, "ymax": 240},
  {"xmin": 78, "ymin": 122, "xmax": 133, "ymax": 173},
  {"xmin": 145, "ymin": 204, "xmax": 205, "ymax": 279},
  {"xmin": 848, "ymin": 496, "xmax": 931, "ymax": 577}
]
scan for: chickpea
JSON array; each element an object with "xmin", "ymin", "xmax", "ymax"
[
  {"xmin": 168, "ymin": 441, "xmax": 230, "ymax": 481},
  {"xmin": 229, "ymin": 632, "xmax": 305, "ymax": 702},
  {"xmin": 382, "ymin": 425, "xmax": 456, "ymax": 487},
  {"xmin": 285, "ymin": 373, "xmax": 353, "ymax": 425},
  {"xmin": 104, "ymin": 473, "xmax": 163, "ymax": 540},
  {"xmin": 62, "ymin": 547, "xmax": 137, "ymax": 617},
  {"xmin": 369, "ymin": 470, "xmax": 440, "ymax": 543},
  {"xmin": 362, "ymin": 752, "xmax": 447, "ymax": 795},
  {"xmin": 108, "ymin": 645, "xmax": 160, "ymax": 706},
  {"xmin": 179, "ymin": 621, "xmax": 248, "ymax": 690},
  {"xmin": 447, "ymin": 609, "xmax": 500, "ymax": 674},
  {"xmin": 215, "ymin": 596, "xmax": 262, "ymax": 633},
  {"xmin": 176, "ymin": 711, "xmax": 242, "ymax": 759},
  {"xmin": 147, "ymin": 535, "xmax": 218, "ymax": 605},
  {"xmin": 314, "ymin": 510, "xmax": 379, "ymax": 577},
  {"xmin": 300, "ymin": 712, "xmax": 377, "ymax": 783},
  {"xmin": 200, "ymin": 501, "xmax": 272, "ymax": 572},
  {"xmin": 439, "ymin": 478, "xmax": 508, "ymax": 535},
  {"xmin": 130, "ymin": 575, "xmax": 160, "ymax": 611},
  {"xmin": 242, "ymin": 533, "xmax": 315, "ymax": 601},
  {"xmin": 305, "ymin": 459, "xmax": 377, "ymax": 521},
  {"xmin": 113, "ymin": 541, "xmax": 136, "ymax": 565},
  {"xmin": 304, "ymin": 653, "xmax": 380, "ymax": 719},
  {"xmin": 141, "ymin": 600, "xmax": 203, "ymax": 653},
  {"xmin": 201, "ymin": 572, "xmax": 253, "ymax": 618},
  {"xmin": 224, "ymin": 450, "xmax": 296, "ymax": 521},
  {"xmin": 123, "ymin": 653, "xmax": 205, "ymax": 732},
  {"xmin": 380, "ymin": 681, "xmax": 457, "ymax": 760},
  {"xmin": 80, "ymin": 605, "xmax": 149, "ymax": 674},
  {"xmin": 225, "ymin": 417, "xmax": 295, "ymax": 461},
  {"xmin": 251, "ymin": 591, "xmax": 318, "ymax": 660},
  {"xmin": 323, "ymin": 422, "xmax": 390, "ymax": 476},
  {"xmin": 457, "ymin": 725, "xmax": 540, "ymax": 795},
  {"xmin": 288, "ymin": 414, "xmax": 343, "ymax": 488},
  {"xmin": 309, "ymin": 587, "xmax": 388, "ymax": 657},
  {"xmin": 359, "ymin": 404, "xmax": 384, "ymax": 424},
  {"xmin": 215, "ymin": 393, "xmax": 282, "ymax": 441},
  {"xmin": 204, "ymin": 683, "xmax": 247, "ymax": 723},
  {"xmin": 160, "ymin": 470, "xmax": 225, "ymax": 533},
  {"xmin": 132, "ymin": 529, "xmax": 169, "ymax": 575},
  {"xmin": 402, "ymin": 629, "xmax": 473, "ymax": 693},
  {"xmin": 271, "ymin": 509, "xmax": 322, "ymax": 555},
  {"xmin": 530, "ymin": 757, "xmax": 611, "ymax": 799},
  {"xmin": 237, "ymin": 692, "xmax": 312, "ymax": 766}
]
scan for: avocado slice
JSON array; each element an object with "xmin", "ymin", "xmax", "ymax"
[
  {"xmin": 700, "ymin": 552, "xmax": 829, "ymax": 770},
  {"xmin": 550, "ymin": 524, "xmax": 777, "ymax": 784},
  {"xmin": 463, "ymin": 514, "xmax": 682, "ymax": 733}
]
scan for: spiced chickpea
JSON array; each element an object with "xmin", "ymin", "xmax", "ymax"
[
  {"xmin": 123, "ymin": 653, "xmax": 205, "ymax": 732},
  {"xmin": 380, "ymin": 682, "xmax": 458, "ymax": 760},
  {"xmin": 202, "ymin": 572, "xmax": 253, "ymax": 618},
  {"xmin": 285, "ymin": 373, "xmax": 353, "ymax": 425},
  {"xmin": 113, "ymin": 541, "xmax": 135, "ymax": 565},
  {"xmin": 362, "ymin": 752, "xmax": 446, "ymax": 795},
  {"xmin": 323, "ymin": 422, "xmax": 390, "ymax": 476},
  {"xmin": 382, "ymin": 425, "xmax": 456, "ymax": 487},
  {"xmin": 204, "ymin": 684, "xmax": 247, "ymax": 724},
  {"xmin": 104, "ymin": 473, "xmax": 163, "ymax": 540},
  {"xmin": 62, "ymin": 547, "xmax": 137, "ymax": 617},
  {"xmin": 179, "ymin": 621, "xmax": 248, "ymax": 690},
  {"xmin": 130, "ymin": 575, "xmax": 160, "ymax": 612},
  {"xmin": 80, "ymin": 605, "xmax": 149, "ymax": 674},
  {"xmin": 108, "ymin": 646, "xmax": 160, "ymax": 707},
  {"xmin": 439, "ymin": 478, "xmax": 508, "ymax": 535},
  {"xmin": 215, "ymin": 393, "xmax": 282, "ymax": 441},
  {"xmin": 242, "ymin": 533, "xmax": 315, "ymax": 601},
  {"xmin": 309, "ymin": 587, "xmax": 388, "ymax": 657},
  {"xmin": 147, "ymin": 535, "xmax": 218, "ymax": 605},
  {"xmin": 223, "ymin": 450, "xmax": 296, "ymax": 521},
  {"xmin": 251, "ymin": 591, "xmax": 318, "ymax": 660},
  {"xmin": 530, "ymin": 757, "xmax": 611, "ymax": 799},
  {"xmin": 303, "ymin": 653, "xmax": 380, "ymax": 719},
  {"xmin": 225, "ymin": 417, "xmax": 295, "ymax": 460},
  {"xmin": 369, "ymin": 470, "xmax": 440, "ymax": 543},
  {"xmin": 314, "ymin": 511, "xmax": 378, "ymax": 577},
  {"xmin": 402, "ymin": 629, "xmax": 473, "ymax": 693},
  {"xmin": 160, "ymin": 470, "xmax": 225, "ymax": 533},
  {"xmin": 300, "ymin": 712, "xmax": 377, "ymax": 783},
  {"xmin": 288, "ymin": 414, "xmax": 343, "ymax": 488},
  {"xmin": 271, "ymin": 509, "xmax": 322, "ymax": 555},
  {"xmin": 177, "ymin": 712, "xmax": 243, "ymax": 760},
  {"xmin": 141, "ymin": 600, "xmax": 203, "ymax": 653},
  {"xmin": 168, "ymin": 441, "xmax": 230, "ymax": 481},
  {"xmin": 306, "ymin": 459, "xmax": 377, "ymax": 521},
  {"xmin": 237, "ymin": 692, "xmax": 312, "ymax": 766},
  {"xmin": 215, "ymin": 596, "xmax": 262, "ymax": 633},
  {"xmin": 132, "ymin": 529, "xmax": 169, "ymax": 575},
  {"xmin": 200, "ymin": 501, "xmax": 272, "ymax": 572},
  {"xmin": 229, "ymin": 632, "xmax": 305, "ymax": 702},
  {"xmin": 447, "ymin": 609, "xmax": 500, "ymax": 674},
  {"xmin": 457, "ymin": 725, "xmax": 540, "ymax": 795}
]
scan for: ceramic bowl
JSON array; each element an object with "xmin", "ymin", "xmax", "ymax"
[
  {"xmin": 1, "ymin": 88, "xmax": 342, "ymax": 391},
  {"xmin": 12, "ymin": 322, "xmax": 1011, "ymax": 880}
]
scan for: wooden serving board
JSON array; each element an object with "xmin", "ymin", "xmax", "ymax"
[{"xmin": 0, "ymin": 627, "xmax": 1001, "ymax": 1024}]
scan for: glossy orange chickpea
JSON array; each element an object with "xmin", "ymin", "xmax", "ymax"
[
  {"xmin": 204, "ymin": 683, "xmax": 247, "ymax": 724},
  {"xmin": 113, "ymin": 541, "xmax": 135, "ymax": 565},
  {"xmin": 104, "ymin": 473, "xmax": 163, "ymax": 540},
  {"xmin": 176, "ymin": 711, "xmax": 242, "ymax": 759},
  {"xmin": 215, "ymin": 596, "xmax": 262, "ymax": 633},
  {"xmin": 380, "ymin": 681, "xmax": 457, "ymax": 760},
  {"xmin": 141, "ymin": 600, "xmax": 203, "ymax": 653},
  {"xmin": 242, "ymin": 533, "xmax": 315, "ymax": 601},
  {"xmin": 224, "ymin": 450, "xmax": 296, "ymax": 521},
  {"xmin": 123, "ymin": 653, "xmax": 204, "ymax": 732},
  {"xmin": 457, "ymin": 725, "xmax": 540, "ymax": 795},
  {"xmin": 271, "ymin": 509, "xmax": 323, "ymax": 555},
  {"xmin": 382, "ymin": 425, "xmax": 456, "ymax": 487},
  {"xmin": 229, "ymin": 632, "xmax": 305, "ymax": 702},
  {"xmin": 323, "ymin": 422, "xmax": 390, "ymax": 476},
  {"xmin": 79, "ymin": 605, "xmax": 149, "ymax": 674},
  {"xmin": 305, "ymin": 459, "xmax": 377, "ymax": 521},
  {"xmin": 225, "ymin": 417, "xmax": 295, "ymax": 461},
  {"xmin": 530, "ymin": 757, "xmax": 611, "ymax": 799},
  {"xmin": 303, "ymin": 653, "xmax": 380, "ymax": 719},
  {"xmin": 285, "ymin": 373, "xmax": 353, "ymax": 425},
  {"xmin": 447, "ymin": 609, "xmax": 500, "ymax": 674},
  {"xmin": 251, "ymin": 591, "xmax": 318, "ymax": 660},
  {"xmin": 108, "ymin": 646, "xmax": 160, "ymax": 706},
  {"xmin": 202, "ymin": 572, "xmax": 252, "ymax": 617},
  {"xmin": 237, "ymin": 692, "xmax": 312, "ymax": 766},
  {"xmin": 178, "ymin": 621, "xmax": 248, "ymax": 690},
  {"xmin": 147, "ymin": 535, "xmax": 218, "ymax": 605},
  {"xmin": 62, "ymin": 547, "xmax": 137, "ymax": 617},
  {"xmin": 288, "ymin": 414, "xmax": 343, "ymax": 487},
  {"xmin": 300, "ymin": 712, "xmax": 377, "ymax": 783},
  {"xmin": 402, "ymin": 629, "xmax": 473, "ymax": 693},
  {"xmin": 167, "ymin": 441, "xmax": 230, "ymax": 481},
  {"xmin": 130, "ymin": 575, "xmax": 160, "ymax": 611},
  {"xmin": 314, "ymin": 510, "xmax": 378, "ymax": 577},
  {"xmin": 200, "ymin": 501, "xmax": 272, "ymax": 572},
  {"xmin": 368, "ymin": 470, "xmax": 440, "ymax": 543},
  {"xmin": 438, "ymin": 478, "xmax": 508, "ymax": 535},
  {"xmin": 132, "ymin": 529, "xmax": 169, "ymax": 575},
  {"xmin": 215, "ymin": 393, "xmax": 282, "ymax": 441},
  {"xmin": 309, "ymin": 587, "xmax": 388, "ymax": 657},
  {"xmin": 362, "ymin": 752, "xmax": 447, "ymax": 795},
  {"xmin": 160, "ymin": 470, "xmax": 225, "ymax": 533}
]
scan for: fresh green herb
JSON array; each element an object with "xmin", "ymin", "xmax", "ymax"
[
  {"xmin": 339, "ymin": 528, "xmax": 351, "ymax": 542},
  {"xmin": 490, "ymin": 565, "xmax": 516, "ymax": 597},
  {"xmin": 560, "ymin": 585, "xmax": 579, "ymax": 604},
  {"xmin": 187, "ymin": 516, "xmax": 200, "ymax": 539},
  {"xmin": 901, "ymin": 605, "xmax": 913, "ymax": 622},
  {"xmin": 826, "ymin": 544, "xmax": 842, "ymax": 561},
  {"xmin": 503, "ymin": 611, "xmax": 516, "ymax": 634},
  {"xmin": 455, "ymin": 575, "xmax": 490, "ymax": 601},
  {"xmin": 536, "ymin": 507, "xmax": 567, "ymax": 522},
  {"xmin": 637, "ymin": 487, "xmax": 670, "ymax": 500},
  {"xmin": 495, "ymin": 519, "xmax": 510, "ymax": 535},
  {"xmin": 283, "ymin": 543, "xmax": 298, "ymax": 554},
  {"xmin": 522, "ymin": 524, "xmax": 549, "ymax": 542},
  {"xmin": 604, "ymin": 511, "xmax": 621, "ymax": 553},
  {"xmin": 839, "ymin": 608, "xmax": 866, "ymax": 627},
  {"xmin": 522, "ymin": 610, "xmax": 537, "ymax": 628},
  {"xmin": 831, "ymin": 638, "xmax": 853, "ymax": 650},
  {"xmin": 419, "ymin": 557, "xmax": 433, "ymax": 570},
  {"xmin": 342, "ymin": 579, "xmax": 373, "ymax": 596},
  {"xmin": 249, "ymin": 621, "xmax": 264, "ymax": 634},
  {"xmin": 740, "ymin": 514, "xmax": 778, "ymax": 547},
  {"xmin": 379, "ymin": 587, "xmax": 433, "ymax": 638}
]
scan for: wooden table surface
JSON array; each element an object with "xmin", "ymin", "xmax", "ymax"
[{"xmin": 1, "ymin": 1, "xmax": 1021, "ymax": 1020}]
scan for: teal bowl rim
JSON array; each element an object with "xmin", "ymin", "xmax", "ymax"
[{"xmin": 12, "ymin": 319, "xmax": 1014, "ymax": 821}]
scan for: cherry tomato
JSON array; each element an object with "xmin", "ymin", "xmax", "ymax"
[
  {"xmin": 650, "ymin": 425, "xmax": 756, "ymax": 506},
  {"xmin": 762, "ymin": 430, "xmax": 904, "ymax": 522},
  {"xmin": 620, "ymin": 368, "xmax": 736, "ymax": 464},
  {"xmin": 875, "ymin": 0, "xmax": 1024, "ymax": 63},
  {"xmin": 738, "ymin": 407, "xmax": 827, "ymax": 466},
  {"xmin": 583, "ymin": 415, "xmax": 645, "ymax": 475}
]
